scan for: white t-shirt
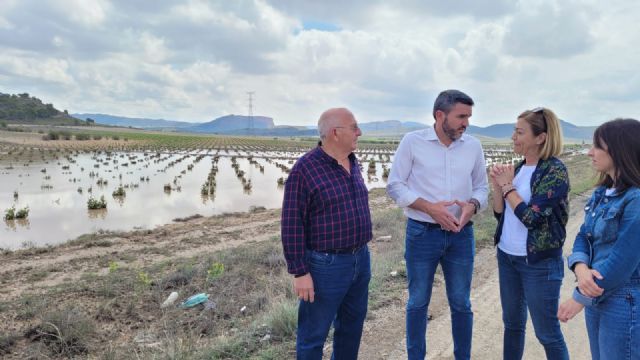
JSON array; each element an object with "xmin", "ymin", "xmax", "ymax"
[{"xmin": 498, "ymin": 165, "xmax": 536, "ymax": 256}]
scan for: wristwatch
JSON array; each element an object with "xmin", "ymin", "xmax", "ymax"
[{"xmin": 469, "ymin": 198, "xmax": 480, "ymax": 214}]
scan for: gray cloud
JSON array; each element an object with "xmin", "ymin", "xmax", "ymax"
[
  {"xmin": 503, "ymin": 2, "xmax": 595, "ymax": 58},
  {"xmin": 0, "ymin": 0, "xmax": 638, "ymax": 126}
]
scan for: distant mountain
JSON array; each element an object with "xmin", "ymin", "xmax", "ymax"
[
  {"xmin": 466, "ymin": 120, "xmax": 596, "ymax": 141},
  {"xmin": 1, "ymin": 92, "xmax": 87, "ymax": 125},
  {"xmin": 72, "ymin": 113, "xmax": 193, "ymax": 129},
  {"xmin": 186, "ymin": 115, "xmax": 274, "ymax": 133},
  {"xmin": 67, "ymin": 108, "xmax": 595, "ymax": 141}
]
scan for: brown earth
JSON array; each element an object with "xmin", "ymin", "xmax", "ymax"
[{"xmin": 1, "ymin": 188, "xmax": 593, "ymax": 359}]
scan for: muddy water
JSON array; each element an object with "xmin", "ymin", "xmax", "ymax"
[{"xmin": 0, "ymin": 151, "xmax": 392, "ymax": 249}]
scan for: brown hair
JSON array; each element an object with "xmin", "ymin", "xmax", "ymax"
[
  {"xmin": 517, "ymin": 107, "xmax": 563, "ymax": 160},
  {"xmin": 593, "ymin": 118, "xmax": 640, "ymax": 192}
]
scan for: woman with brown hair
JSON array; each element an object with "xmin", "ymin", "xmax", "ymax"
[{"xmin": 558, "ymin": 118, "xmax": 640, "ymax": 360}]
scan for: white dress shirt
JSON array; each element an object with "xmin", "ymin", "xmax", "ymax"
[{"xmin": 386, "ymin": 127, "xmax": 489, "ymax": 223}]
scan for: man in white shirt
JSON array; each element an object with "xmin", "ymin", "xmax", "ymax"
[{"xmin": 387, "ymin": 89, "xmax": 488, "ymax": 360}]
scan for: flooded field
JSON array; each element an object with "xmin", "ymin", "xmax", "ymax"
[{"xmin": 0, "ymin": 145, "xmax": 395, "ymax": 249}]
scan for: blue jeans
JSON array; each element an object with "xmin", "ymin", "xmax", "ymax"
[
  {"xmin": 296, "ymin": 245, "xmax": 371, "ymax": 360},
  {"xmin": 585, "ymin": 283, "xmax": 640, "ymax": 360},
  {"xmin": 404, "ymin": 219, "xmax": 475, "ymax": 360},
  {"xmin": 497, "ymin": 249, "xmax": 568, "ymax": 360}
]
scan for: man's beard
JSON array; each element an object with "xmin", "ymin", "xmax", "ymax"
[{"xmin": 443, "ymin": 116, "xmax": 466, "ymax": 141}]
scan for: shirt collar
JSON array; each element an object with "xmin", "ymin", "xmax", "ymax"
[{"xmin": 315, "ymin": 145, "xmax": 356, "ymax": 164}]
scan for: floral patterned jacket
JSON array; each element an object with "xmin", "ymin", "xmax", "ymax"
[{"xmin": 494, "ymin": 157, "xmax": 570, "ymax": 263}]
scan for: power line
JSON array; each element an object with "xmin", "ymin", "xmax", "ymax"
[{"xmin": 247, "ymin": 91, "xmax": 255, "ymax": 135}]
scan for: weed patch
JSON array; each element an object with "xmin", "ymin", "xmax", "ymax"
[{"xmin": 25, "ymin": 306, "xmax": 95, "ymax": 357}]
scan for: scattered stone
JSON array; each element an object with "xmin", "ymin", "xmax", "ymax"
[
  {"xmin": 390, "ymin": 271, "xmax": 398, "ymax": 277},
  {"xmin": 376, "ymin": 235, "xmax": 392, "ymax": 241},
  {"xmin": 260, "ymin": 334, "xmax": 271, "ymax": 342}
]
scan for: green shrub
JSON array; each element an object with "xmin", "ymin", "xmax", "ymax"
[
  {"xmin": 87, "ymin": 195, "xmax": 107, "ymax": 209},
  {"xmin": 75, "ymin": 133, "xmax": 90, "ymax": 141},
  {"xmin": 112, "ymin": 186, "xmax": 125, "ymax": 197},
  {"xmin": 43, "ymin": 131, "xmax": 59, "ymax": 141},
  {"xmin": 265, "ymin": 301, "xmax": 297, "ymax": 339},
  {"xmin": 206, "ymin": 262, "xmax": 225, "ymax": 282},
  {"xmin": 4, "ymin": 205, "xmax": 28, "ymax": 220}
]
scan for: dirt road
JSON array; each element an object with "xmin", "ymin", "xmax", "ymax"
[{"xmin": 358, "ymin": 196, "xmax": 592, "ymax": 359}]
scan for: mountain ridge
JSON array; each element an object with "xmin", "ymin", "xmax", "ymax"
[{"xmin": 70, "ymin": 113, "xmax": 596, "ymax": 140}]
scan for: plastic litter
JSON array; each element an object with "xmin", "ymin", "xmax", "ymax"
[
  {"xmin": 161, "ymin": 291, "xmax": 179, "ymax": 308},
  {"xmin": 204, "ymin": 300, "xmax": 217, "ymax": 310},
  {"xmin": 180, "ymin": 293, "xmax": 209, "ymax": 309}
]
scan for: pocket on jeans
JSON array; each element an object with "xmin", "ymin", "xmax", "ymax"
[
  {"xmin": 546, "ymin": 256, "xmax": 564, "ymax": 281},
  {"xmin": 406, "ymin": 220, "xmax": 426, "ymax": 238},
  {"xmin": 309, "ymin": 251, "xmax": 334, "ymax": 267}
]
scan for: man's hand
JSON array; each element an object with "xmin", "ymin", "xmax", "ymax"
[
  {"xmin": 454, "ymin": 200, "xmax": 475, "ymax": 232},
  {"xmin": 294, "ymin": 273, "xmax": 315, "ymax": 303},
  {"xmin": 558, "ymin": 298, "xmax": 585, "ymax": 322},
  {"xmin": 425, "ymin": 200, "xmax": 459, "ymax": 231},
  {"xmin": 574, "ymin": 263, "xmax": 604, "ymax": 297}
]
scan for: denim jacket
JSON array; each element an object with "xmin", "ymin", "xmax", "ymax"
[
  {"xmin": 568, "ymin": 186, "xmax": 640, "ymax": 305},
  {"xmin": 494, "ymin": 157, "xmax": 570, "ymax": 263}
]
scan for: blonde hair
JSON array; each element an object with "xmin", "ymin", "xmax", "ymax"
[{"xmin": 518, "ymin": 107, "xmax": 563, "ymax": 160}]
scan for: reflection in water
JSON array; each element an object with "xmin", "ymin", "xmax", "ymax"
[
  {"xmin": 87, "ymin": 209, "xmax": 108, "ymax": 220},
  {"xmin": 4, "ymin": 218, "xmax": 31, "ymax": 231}
]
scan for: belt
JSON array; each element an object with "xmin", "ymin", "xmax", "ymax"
[
  {"xmin": 410, "ymin": 218, "xmax": 473, "ymax": 231},
  {"xmin": 321, "ymin": 244, "xmax": 365, "ymax": 254}
]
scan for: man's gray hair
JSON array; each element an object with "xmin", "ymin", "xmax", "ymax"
[
  {"xmin": 432, "ymin": 90, "xmax": 474, "ymax": 119},
  {"xmin": 317, "ymin": 108, "xmax": 351, "ymax": 139}
]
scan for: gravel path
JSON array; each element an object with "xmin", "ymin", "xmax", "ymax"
[{"xmin": 358, "ymin": 196, "xmax": 592, "ymax": 359}]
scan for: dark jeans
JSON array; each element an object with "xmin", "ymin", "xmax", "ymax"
[
  {"xmin": 296, "ymin": 245, "xmax": 371, "ymax": 360},
  {"xmin": 585, "ymin": 283, "xmax": 640, "ymax": 360},
  {"xmin": 404, "ymin": 219, "xmax": 475, "ymax": 360},
  {"xmin": 497, "ymin": 248, "xmax": 568, "ymax": 360}
]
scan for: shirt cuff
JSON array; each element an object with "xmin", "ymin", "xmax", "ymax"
[
  {"xmin": 567, "ymin": 252, "xmax": 590, "ymax": 271},
  {"xmin": 286, "ymin": 258, "xmax": 308, "ymax": 276},
  {"xmin": 397, "ymin": 192, "xmax": 420, "ymax": 209},
  {"xmin": 572, "ymin": 287, "xmax": 595, "ymax": 306}
]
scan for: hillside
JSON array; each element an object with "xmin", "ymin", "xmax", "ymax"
[
  {"xmin": 72, "ymin": 113, "xmax": 192, "ymax": 129},
  {"xmin": 0, "ymin": 92, "xmax": 87, "ymax": 126},
  {"xmin": 186, "ymin": 115, "xmax": 274, "ymax": 133},
  {"xmin": 467, "ymin": 120, "xmax": 596, "ymax": 141}
]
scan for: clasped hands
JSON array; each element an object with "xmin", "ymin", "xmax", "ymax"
[
  {"xmin": 489, "ymin": 163, "xmax": 515, "ymax": 192},
  {"xmin": 557, "ymin": 264, "xmax": 604, "ymax": 323},
  {"xmin": 426, "ymin": 199, "xmax": 475, "ymax": 232}
]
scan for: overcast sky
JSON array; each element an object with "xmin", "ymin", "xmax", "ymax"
[{"xmin": 1, "ymin": 0, "xmax": 639, "ymax": 126}]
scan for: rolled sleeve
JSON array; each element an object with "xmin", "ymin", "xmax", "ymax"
[
  {"xmin": 567, "ymin": 252, "xmax": 590, "ymax": 271},
  {"xmin": 592, "ymin": 196, "xmax": 640, "ymax": 291},
  {"xmin": 386, "ymin": 135, "xmax": 419, "ymax": 207},
  {"xmin": 572, "ymin": 287, "xmax": 596, "ymax": 306},
  {"xmin": 471, "ymin": 143, "xmax": 489, "ymax": 210}
]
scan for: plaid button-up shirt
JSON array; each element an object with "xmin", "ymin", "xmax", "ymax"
[{"xmin": 281, "ymin": 146, "xmax": 372, "ymax": 275}]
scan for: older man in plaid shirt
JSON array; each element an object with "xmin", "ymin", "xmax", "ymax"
[{"xmin": 281, "ymin": 107, "xmax": 372, "ymax": 360}]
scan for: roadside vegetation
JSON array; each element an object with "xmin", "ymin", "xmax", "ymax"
[{"xmin": 0, "ymin": 126, "xmax": 596, "ymax": 359}]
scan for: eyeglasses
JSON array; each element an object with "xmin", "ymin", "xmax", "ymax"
[
  {"xmin": 335, "ymin": 124, "xmax": 360, "ymax": 132},
  {"xmin": 530, "ymin": 107, "xmax": 547, "ymax": 132}
]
